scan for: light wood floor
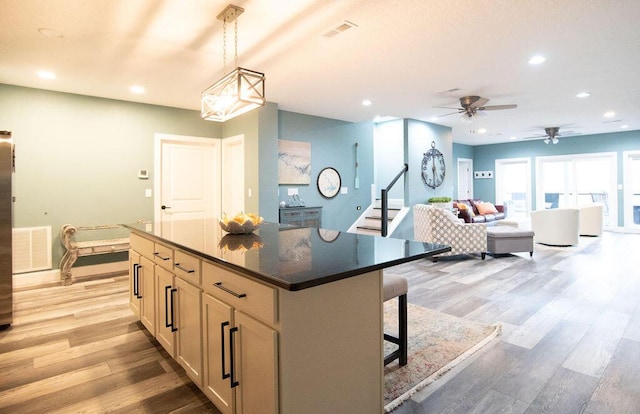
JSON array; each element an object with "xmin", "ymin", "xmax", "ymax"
[{"xmin": 1, "ymin": 231, "xmax": 639, "ymax": 413}]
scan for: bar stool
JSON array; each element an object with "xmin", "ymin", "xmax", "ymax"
[{"xmin": 383, "ymin": 274, "xmax": 408, "ymax": 366}]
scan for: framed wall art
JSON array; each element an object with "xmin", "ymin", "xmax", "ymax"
[
  {"xmin": 278, "ymin": 139, "xmax": 311, "ymax": 184},
  {"xmin": 317, "ymin": 167, "xmax": 341, "ymax": 198}
]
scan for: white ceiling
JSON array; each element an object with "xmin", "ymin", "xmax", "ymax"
[{"xmin": 2, "ymin": 0, "xmax": 640, "ymax": 145}]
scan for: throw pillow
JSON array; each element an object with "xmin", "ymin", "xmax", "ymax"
[
  {"xmin": 476, "ymin": 202, "xmax": 499, "ymax": 215},
  {"xmin": 457, "ymin": 203, "xmax": 475, "ymax": 216}
]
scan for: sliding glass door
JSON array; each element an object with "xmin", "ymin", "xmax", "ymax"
[
  {"xmin": 495, "ymin": 158, "xmax": 531, "ymax": 218},
  {"xmin": 536, "ymin": 152, "xmax": 617, "ymax": 227},
  {"xmin": 623, "ymin": 151, "xmax": 640, "ymax": 229}
]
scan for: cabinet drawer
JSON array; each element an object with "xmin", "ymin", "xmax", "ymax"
[
  {"xmin": 302, "ymin": 209, "xmax": 320, "ymax": 219},
  {"xmin": 153, "ymin": 243, "xmax": 174, "ymax": 271},
  {"xmin": 130, "ymin": 233, "xmax": 154, "ymax": 258},
  {"xmin": 202, "ymin": 261, "xmax": 277, "ymax": 325},
  {"xmin": 174, "ymin": 250, "xmax": 201, "ymax": 287}
]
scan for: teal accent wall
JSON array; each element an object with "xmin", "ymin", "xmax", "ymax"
[
  {"xmin": 278, "ymin": 111, "xmax": 374, "ymax": 231},
  {"xmin": 456, "ymin": 130, "xmax": 640, "ymax": 226},
  {"xmin": 0, "ymin": 83, "xmax": 219, "ymax": 267}
]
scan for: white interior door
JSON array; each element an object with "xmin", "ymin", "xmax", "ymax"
[
  {"xmin": 457, "ymin": 158, "xmax": 473, "ymax": 200},
  {"xmin": 155, "ymin": 134, "xmax": 221, "ymax": 251},
  {"xmin": 221, "ymin": 135, "xmax": 245, "ymax": 216}
]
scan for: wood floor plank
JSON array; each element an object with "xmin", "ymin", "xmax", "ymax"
[
  {"xmin": 524, "ymin": 367, "xmax": 598, "ymax": 414},
  {"xmin": 0, "ymin": 363, "xmax": 112, "ymax": 408},
  {"xmin": 584, "ymin": 338, "xmax": 640, "ymax": 414},
  {"xmin": 562, "ymin": 310, "xmax": 630, "ymax": 378},
  {"xmin": 468, "ymin": 389, "xmax": 529, "ymax": 414}
]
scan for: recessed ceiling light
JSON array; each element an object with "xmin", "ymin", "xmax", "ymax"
[
  {"xmin": 38, "ymin": 28, "xmax": 63, "ymax": 38},
  {"xmin": 510, "ymin": 136, "xmax": 517, "ymax": 140},
  {"xmin": 621, "ymin": 124, "xmax": 629, "ymax": 129},
  {"xmin": 528, "ymin": 55, "xmax": 546, "ymax": 65},
  {"xmin": 362, "ymin": 99, "xmax": 372, "ymax": 106},
  {"xmin": 430, "ymin": 117, "xmax": 439, "ymax": 122},
  {"xmin": 37, "ymin": 71, "xmax": 56, "ymax": 79},
  {"xmin": 576, "ymin": 92, "xmax": 591, "ymax": 98},
  {"xmin": 603, "ymin": 111, "xmax": 615, "ymax": 118},
  {"xmin": 130, "ymin": 85, "xmax": 145, "ymax": 94},
  {"xmin": 478, "ymin": 128, "xmax": 487, "ymax": 134}
]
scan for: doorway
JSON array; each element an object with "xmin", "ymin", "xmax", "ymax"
[
  {"xmin": 457, "ymin": 158, "xmax": 473, "ymax": 200},
  {"xmin": 154, "ymin": 134, "xmax": 221, "ymax": 251}
]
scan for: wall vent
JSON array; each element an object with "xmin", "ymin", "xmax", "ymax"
[{"xmin": 13, "ymin": 226, "xmax": 52, "ymax": 274}]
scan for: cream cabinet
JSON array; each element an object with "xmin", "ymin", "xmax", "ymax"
[
  {"xmin": 175, "ymin": 276, "xmax": 204, "ymax": 387},
  {"xmin": 202, "ymin": 292, "xmax": 278, "ymax": 414},
  {"xmin": 129, "ymin": 250, "xmax": 155, "ymax": 335},
  {"xmin": 128, "ymin": 229, "xmax": 383, "ymax": 414},
  {"xmin": 155, "ymin": 266, "xmax": 176, "ymax": 357}
]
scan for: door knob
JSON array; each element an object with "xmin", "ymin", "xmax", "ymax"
[{"xmin": 161, "ymin": 205, "xmax": 171, "ymax": 210}]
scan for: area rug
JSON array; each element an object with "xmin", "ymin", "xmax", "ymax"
[{"xmin": 383, "ymin": 299, "xmax": 501, "ymax": 412}]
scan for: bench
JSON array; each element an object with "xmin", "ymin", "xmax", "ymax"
[{"xmin": 60, "ymin": 224, "xmax": 130, "ymax": 285}]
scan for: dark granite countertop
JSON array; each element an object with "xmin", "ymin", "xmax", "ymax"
[{"xmin": 123, "ymin": 221, "xmax": 450, "ymax": 291}]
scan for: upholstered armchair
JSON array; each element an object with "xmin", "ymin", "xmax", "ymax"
[
  {"xmin": 530, "ymin": 208, "xmax": 580, "ymax": 246},
  {"xmin": 579, "ymin": 204, "xmax": 604, "ymax": 236},
  {"xmin": 413, "ymin": 204, "xmax": 487, "ymax": 260}
]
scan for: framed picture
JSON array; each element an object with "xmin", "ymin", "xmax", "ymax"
[
  {"xmin": 317, "ymin": 167, "xmax": 341, "ymax": 198},
  {"xmin": 278, "ymin": 140, "xmax": 311, "ymax": 184}
]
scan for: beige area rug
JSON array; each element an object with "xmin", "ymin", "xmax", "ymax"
[{"xmin": 383, "ymin": 299, "xmax": 501, "ymax": 412}]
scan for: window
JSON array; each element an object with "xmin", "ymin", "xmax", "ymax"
[
  {"xmin": 623, "ymin": 151, "xmax": 640, "ymax": 229},
  {"xmin": 536, "ymin": 153, "xmax": 617, "ymax": 227},
  {"xmin": 495, "ymin": 158, "xmax": 531, "ymax": 218}
]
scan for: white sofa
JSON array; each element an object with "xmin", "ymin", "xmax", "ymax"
[
  {"xmin": 530, "ymin": 208, "xmax": 580, "ymax": 246},
  {"xmin": 579, "ymin": 204, "xmax": 604, "ymax": 236}
]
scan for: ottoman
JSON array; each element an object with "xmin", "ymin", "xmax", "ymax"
[{"xmin": 486, "ymin": 226, "xmax": 534, "ymax": 257}]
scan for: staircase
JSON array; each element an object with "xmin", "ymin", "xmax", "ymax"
[{"xmin": 350, "ymin": 199, "xmax": 409, "ymax": 237}]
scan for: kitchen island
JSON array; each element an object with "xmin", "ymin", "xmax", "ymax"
[{"xmin": 123, "ymin": 220, "xmax": 449, "ymax": 414}]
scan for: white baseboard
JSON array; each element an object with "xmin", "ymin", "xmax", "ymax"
[{"xmin": 13, "ymin": 261, "xmax": 128, "ymax": 288}]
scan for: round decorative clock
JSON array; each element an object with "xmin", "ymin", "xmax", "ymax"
[
  {"xmin": 317, "ymin": 167, "xmax": 341, "ymax": 198},
  {"xmin": 421, "ymin": 141, "xmax": 446, "ymax": 189}
]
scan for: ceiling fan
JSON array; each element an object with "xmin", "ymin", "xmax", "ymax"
[
  {"xmin": 436, "ymin": 96, "xmax": 517, "ymax": 122},
  {"xmin": 524, "ymin": 127, "xmax": 581, "ymax": 144}
]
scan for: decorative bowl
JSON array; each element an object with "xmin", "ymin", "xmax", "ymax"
[{"xmin": 219, "ymin": 213, "xmax": 264, "ymax": 234}]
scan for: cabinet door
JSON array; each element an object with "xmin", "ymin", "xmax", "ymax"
[
  {"xmin": 129, "ymin": 251, "xmax": 141, "ymax": 317},
  {"xmin": 202, "ymin": 293, "xmax": 235, "ymax": 414},
  {"xmin": 235, "ymin": 311, "xmax": 278, "ymax": 414},
  {"xmin": 156, "ymin": 266, "xmax": 176, "ymax": 358},
  {"xmin": 139, "ymin": 256, "xmax": 156, "ymax": 335},
  {"xmin": 175, "ymin": 277, "xmax": 203, "ymax": 387}
]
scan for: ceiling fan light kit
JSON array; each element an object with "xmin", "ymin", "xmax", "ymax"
[{"xmin": 201, "ymin": 4, "xmax": 265, "ymax": 122}]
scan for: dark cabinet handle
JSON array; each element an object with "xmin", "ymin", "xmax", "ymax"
[
  {"xmin": 230, "ymin": 326, "xmax": 239, "ymax": 388},
  {"xmin": 133, "ymin": 264, "xmax": 140, "ymax": 298},
  {"xmin": 154, "ymin": 252, "xmax": 171, "ymax": 261},
  {"xmin": 170, "ymin": 288, "xmax": 178, "ymax": 332},
  {"xmin": 221, "ymin": 321, "xmax": 230, "ymax": 380},
  {"xmin": 175, "ymin": 263, "xmax": 195, "ymax": 274},
  {"xmin": 213, "ymin": 282, "xmax": 247, "ymax": 298},
  {"xmin": 164, "ymin": 285, "xmax": 172, "ymax": 328}
]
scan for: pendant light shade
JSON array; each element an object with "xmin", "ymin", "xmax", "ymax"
[
  {"xmin": 201, "ymin": 4, "xmax": 265, "ymax": 122},
  {"xmin": 201, "ymin": 67, "xmax": 265, "ymax": 122}
]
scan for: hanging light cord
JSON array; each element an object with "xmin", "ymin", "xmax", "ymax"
[{"xmin": 222, "ymin": 14, "xmax": 239, "ymax": 74}]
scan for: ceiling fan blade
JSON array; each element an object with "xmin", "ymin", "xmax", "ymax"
[
  {"xmin": 436, "ymin": 110, "xmax": 464, "ymax": 117},
  {"xmin": 477, "ymin": 104, "xmax": 517, "ymax": 111},
  {"xmin": 433, "ymin": 106, "xmax": 461, "ymax": 110},
  {"xmin": 469, "ymin": 97, "xmax": 489, "ymax": 108}
]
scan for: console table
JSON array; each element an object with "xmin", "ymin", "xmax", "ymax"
[{"xmin": 279, "ymin": 206, "xmax": 322, "ymax": 227}]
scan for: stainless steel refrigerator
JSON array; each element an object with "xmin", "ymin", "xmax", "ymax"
[{"xmin": 0, "ymin": 130, "xmax": 13, "ymax": 329}]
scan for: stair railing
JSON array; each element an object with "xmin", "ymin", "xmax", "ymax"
[{"xmin": 381, "ymin": 164, "xmax": 408, "ymax": 236}]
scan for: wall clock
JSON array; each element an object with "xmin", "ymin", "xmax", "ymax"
[
  {"xmin": 317, "ymin": 167, "xmax": 341, "ymax": 198},
  {"xmin": 421, "ymin": 141, "xmax": 446, "ymax": 189}
]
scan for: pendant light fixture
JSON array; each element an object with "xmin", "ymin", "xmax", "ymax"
[{"xmin": 201, "ymin": 4, "xmax": 265, "ymax": 122}]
